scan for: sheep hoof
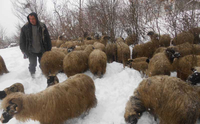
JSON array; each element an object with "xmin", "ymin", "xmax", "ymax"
[
  {"xmin": 0, "ymin": 91, "xmax": 7, "ymax": 99},
  {"xmin": 127, "ymin": 115, "xmax": 138, "ymax": 124}
]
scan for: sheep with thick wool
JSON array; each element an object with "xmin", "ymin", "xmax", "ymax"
[
  {"xmin": 153, "ymin": 47, "xmax": 167, "ymax": 55},
  {"xmin": 0, "ymin": 55, "xmax": 9, "ymax": 75},
  {"xmin": 159, "ymin": 34, "xmax": 171, "ymax": 47},
  {"xmin": 169, "ymin": 42, "xmax": 200, "ymax": 57},
  {"xmin": 124, "ymin": 75, "xmax": 200, "ymax": 124},
  {"xmin": 93, "ymin": 42, "xmax": 106, "ymax": 52},
  {"xmin": 0, "ymin": 74, "xmax": 97, "ymax": 124},
  {"xmin": 63, "ymin": 45, "xmax": 94, "ymax": 77},
  {"xmin": 89, "ymin": 49, "xmax": 107, "ymax": 77},
  {"xmin": 173, "ymin": 55, "xmax": 200, "ymax": 81},
  {"xmin": 147, "ymin": 48, "xmax": 180, "ymax": 77},
  {"xmin": 125, "ymin": 34, "xmax": 137, "ymax": 46},
  {"xmin": 0, "ymin": 83, "xmax": 24, "ymax": 100},
  {"xmin": 40, "ymin": 50, "xmax": 65, "ymax": 87},
  {"xmin": 189, "ymin": 27, "xmax": 200, "ymax": 44},
  {"xmin": 105, "ymin": 42, "xmax": 117, "ymax": 63},
  {"xmin": 127, "ymin": 57, "xmax": 149, "ymax": 76},
  {"xmin": 172, "ymin": 32, "xmax": 194, "ymax": 45},
  {"xmin": 132, "ymin": 41, "xmax": 159, "ymax": 59},
  {"xmin": 99, "ymin": 35, "xmax": 110, "ymax": 46},
  {"xmin": 116, "ymin": 38, "xmax": 130, "ymax": 67}
]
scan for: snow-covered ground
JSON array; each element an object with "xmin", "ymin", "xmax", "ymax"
[{"xmin": 0, "ymin": 46, "xmax": 161, "ymax": 124}]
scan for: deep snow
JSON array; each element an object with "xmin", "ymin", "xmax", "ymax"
[{"xmin": 0, "ymin": 46, "xmax": 161, "ymax": 124}]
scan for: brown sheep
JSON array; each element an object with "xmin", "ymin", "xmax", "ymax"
[
  {"xmin": 147, "ymin": 48, "xmax": 180, "ymax": 77},
  {"xmin": 93, "ymin": 42, "xmax": 106, "ymax": 52},
  {"xmin": 0, "ymin": 83, "xmax": 24, "ymax": 100},
  {"xmin": 173, "ymin": 55, "xmax": 200, "ymax": 81},
  {"xmin": 125, "ymin": 34, "xmax": 137, "ymax": 46},
  {"xmin": 124, "ymin": 75, "xmax": 200, "ymax": 124},
  {"xmin": 189, "ymin": 27, "xmax": 200, "ymax": 44},
  {"xmin": 51, "ymin": 40, "xmax": 57, "ymax": 47},
  {"xmin": 172, "ymin": 32, "xmax": 194, "ymax": 45},
  {"xmin": 153, "ymin": 47, "xmax": 167, "ymax": 55},
  {"xmin": 127, "ymin": 57, "xmax": 148, "ymax": 76},
  {"xmin": 105, "ymin": 42, "xmax": 117, "ymax": 63},
  {"xmin": 99, "ymin": 35, "xmax": 110, "ymax": 46},
  {"xmin": 0, "ymin": 74, "xmax": 97, "ymax": 124},
  {"xmin": 60, "ymin": 41, "xmax": 75, "ymax": 49},
  {"xmin": 168, "ymin": 42, "xmax": 200, "ymax": 57},
  {"xmin": 84, "ymin": 39, "xmax": 96, "ymax": 45},
  {"xmin": 0, "ymin": 55, "xmax": 9, "ymax": 75},
  {"xmin": 51, "ymin": 47, "xmax": 68, "ymax": 55},
  {"xmin": 40, "ymin": 50, "xmax": 65, "ymax": 87},
  {"xmin": 132, "ymin": 41, "xmax": 159, "ymax": 59},
  {"xmin": 89, "ymin": 49, "xmax": 107, "ymax": 77},
  {"xmin": 116, "ymin": 38, "xmax": 130, "ymax": 68},
  {"xmin": 159, "ymin": 34, "xmax": 171, "ymax": 47},
  {"xmin": 63, "ymin": 45, "xmax": 94, "ymax": 77}
]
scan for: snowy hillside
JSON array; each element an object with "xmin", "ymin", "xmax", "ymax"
[{"xmin": 0, "ymin": 46, "xmax": 161, "ymax": 124}]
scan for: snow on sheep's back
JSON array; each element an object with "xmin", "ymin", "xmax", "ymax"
[{"xmin": 0, "ymin": 46, "xmax": 156, "ymax": 124}]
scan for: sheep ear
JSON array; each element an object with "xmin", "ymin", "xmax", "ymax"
[
  {"xmin": 10, "ymin": 98, "xmax": 22, "ymax": 112},
  {"xmin": 146, "ymin": 58, "xmax": 150, "ymax": 63}
]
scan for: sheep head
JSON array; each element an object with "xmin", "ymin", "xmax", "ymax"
[
  {"xmin": 47, "ymin": 76, "xmax": 59, "ymax": 87},
  {"xmin": 0, "ymin": 91, "xmax": 7, "ymax": 100},
  {"xmin": 165, "ymin": 48, "xmax": 181, "ymax": 63},
  {"xmin": 187, "ymin": 67, "xmax": 200, "ymax": 85},
  {"xmin": 0, "ymin": 98, "xmax": 22, "ymax": 123}
]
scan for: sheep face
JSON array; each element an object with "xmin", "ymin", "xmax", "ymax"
[
  {"xmin": 125, "ymin": 114, "xmax": 138, "ymax": 124},
  {"xmin": 67, "ymin": 46, "xmax": 75, "ymax": 53},
  {"xmin": 47, "ymin": 76, "xmax": 59, "ymax": 87},
  {"xmin": 187, "ymin": 68, "xmax": 200, "ymax": 85},
  {"xmin": 147, "ymin": 31, "xmax": 154, "ymax": 36},
  {"xmin": 166, "ymin": 48, "xmax": 181, "ymax": 63},
  {"xmin": 0, "ymin": 98, "xmax": 22, "ymax": 123}
]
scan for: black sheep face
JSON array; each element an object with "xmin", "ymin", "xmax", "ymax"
[
  {"xmin": 67, "ymin": 46, "xmax": 75, "ymax": 53},
  {"xmin": 47, "ymin": 76, "xmax": 59, "ymax": 87},
  {"xmin": 147, "ymin": 31, "xmax": 154, "ymax": 36},
  {"xmin": 187, "ymin": 69, "xmax": 200, "ymax": 85},
  {"xmin": 166, "ymin": 48, "xmax": 181, "ymax": 63}
]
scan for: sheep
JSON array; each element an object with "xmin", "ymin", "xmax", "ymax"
[
  {"xmin": 51, "ymin": 47, "xmax": 68, "ymax": 55},
  {"xmin": 105, "ymin": 42, "xmax": 117, "ymax": 63},
  {"xmin": 153, "ymin": 47, "xmax": 167, "ymax": 56},
  {"xmin": 93, "ymin": 42, "xmax": 106, "ymax": 52},
  {"xmin": 147, "ymin": 48, "xmax": 180, "ymax": 77},
  {"xmin": 189, "ymin": 27, "xmax": 200, "ymax": 44},
  {"xmin": 147, "ymin": 31, "xmax": 171, "ymax": 47},
  {"xmin": 172, "ymin": 55, "xmax": 200, "ymax": 81},
  {"xmin": 168, "ymin": 42, "xmax": 200, "ymax": 57},
  {"xmin": 56, "ymin": 35, "xmax": 65, "ymax": 48},
  {"xmin": 99, "ymin": 35, "xmax": 110, "ymax": 46},
  {"xmin": 88, "ymin": 49, "xmax": 107, "ymax": 77},
  {"xmin": 132, "ymin": 41, "xmax": 159, "ymax": 59},
  {"xmin": 74, "ymin": 45, "xmax": 87, "ymax": 51},
  {"xmin": 127, "ymin": 57, "xmax": 149, "ymax": 76},
  {"xmin": 159, "ymin": 34, "xmax": 171, "ymax": 47},
  {"xmin": 187, "ymin": 67, "xmax": 200, "ymax": 85},
  {"xmin": 40, "ymin": 50, "xmax": 65, "ymax": 87},
  {"xmin": 0, "ymin": 55, "xmax": 9, "ymax": 75},
  {"xmin": 172, "ymin": 32, "xmax": 194, "ymax": 45},
  {"xmin": 60, "ymin": 41, "xmax": 75, "ymax": 49},
  {"xmin": 125, "ymin": 34, "xmax": 137, "ymax": 46},
  {"xmin": 124, "ymin": 75, "xmax": 200, "ymax": 124},
  {"xmin": 0, "ymin": 74, "xmax": 97, "ymax": 124},
  {"xmin": 115, "ymin": 37, "xmax": 130, "ymax": 67},
  {"xmin": 0, "ymin": 83, "xmax": 24, "ymax": 100},
  {"xmin": 63, "ymin": 45, "xmax": 94, "ymax": 77},
  {"xmin": 84, "ymin": 39, "xmax": 96, "ymax": 45},
  {"xmin": 51, "ymin": 40, "xmax": 57, "ymax": 47}
]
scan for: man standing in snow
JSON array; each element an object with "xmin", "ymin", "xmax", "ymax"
[{"xmin": 20, "ymin": 12, "xmax": 52, "ymax": 77}]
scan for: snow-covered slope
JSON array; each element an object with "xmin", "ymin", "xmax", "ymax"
[{"xmin": 0, "ymin": 46, "xmax": 166, "ymax": 124}]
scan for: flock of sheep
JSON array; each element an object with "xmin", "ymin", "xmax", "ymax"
[{"xmin": 0, "ymin": 28, "xmax": 200, "ymax": 124}]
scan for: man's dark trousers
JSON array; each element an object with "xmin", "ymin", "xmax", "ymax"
[{"xmin": 28, "ymin": 53, "xmax": 43, "ymax": 74}]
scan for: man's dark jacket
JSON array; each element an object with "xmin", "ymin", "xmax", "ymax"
[{"xmin": 20, "ymin": 12, "xmax": 51, "ymax": 56}]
